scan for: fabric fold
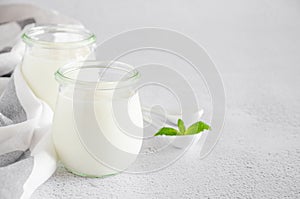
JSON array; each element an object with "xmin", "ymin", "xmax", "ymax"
[
  {"xmin": 0, "ymin": 66, "xmax": 57, "ymax": 199},
  {"xmin": 0, "ymin": 4, "xmax": 81, "ymax": 199}
]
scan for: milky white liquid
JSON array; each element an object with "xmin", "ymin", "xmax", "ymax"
[
  {"xmin": 21, "ymin": 47, "xmax": 92, "ymax": 109},
  {"xmin": 52, "ymin": 87, "xmax": 143, "ymax": 177}
]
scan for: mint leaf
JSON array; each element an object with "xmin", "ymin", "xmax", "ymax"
[
  {"xmin": 185, "ymin": 121, "xmax": 211, "ymax": 135},
  {"xmin": 154, "ymin": 119, "xmax": 211, "ymax": 137},
  {"xmin": 177, "ymin": 119, "xmax": 185, "ymax": 134},
  {"xmin": 154, "ymin": 127, "xmax": 179, "ymax": 136}
]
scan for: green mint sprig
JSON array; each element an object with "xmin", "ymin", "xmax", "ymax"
[{"xmin": 154, "ymin": 119, "xmax": 211, "ymax": 136}]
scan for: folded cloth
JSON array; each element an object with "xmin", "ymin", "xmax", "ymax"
[
  {"xmin": 0, "ymin": 19, "xmax": 32, "ymax": 76},
  {"xmin": 0, "ymin": 66, "xmax": 56, "ymax": 199},
  {"xmin": 0, "ymin": 4, "xmax": 80, "ymax": 199}
]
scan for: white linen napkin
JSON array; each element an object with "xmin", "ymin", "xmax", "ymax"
[
  {"xmin": 0, "ymin": 4, "xmax": 80, "ymax": 199},
  {"xmin": 0, "ymin": 66, "xmax": 56, "ymax": 199}
]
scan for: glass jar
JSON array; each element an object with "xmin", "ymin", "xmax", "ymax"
[
  {"xmin": 21, "ymin": 25, "xmax": 96, "ymax": 109},
  {"xmin": 52, "ymin": 61, "xmax": 143, "ymax": 177}
]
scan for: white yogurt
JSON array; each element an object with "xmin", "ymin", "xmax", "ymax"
[
  {"xmin": 21, "ymin": 47, "xmax": 92, "ymax": 109},
  {"xmin": 52, "ymin": 85, "xmax": 143, "ymax": 177}
]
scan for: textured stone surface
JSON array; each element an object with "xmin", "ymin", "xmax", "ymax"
[{"xmin": 1, "ymin": 0, "xmax": 300, "ymax": 198}]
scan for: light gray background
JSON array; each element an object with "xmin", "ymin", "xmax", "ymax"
[{"xmin": 1, "ymin": 0, "xmax": 300, "ymax": 198}]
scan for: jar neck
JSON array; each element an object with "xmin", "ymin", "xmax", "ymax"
[
  {"xmin": 55, "ymin": 61, "xmax": 140, "ymax": 90},
  {"xmin": 22, "ymin": 25, "xmax": 96, "ymax": 50}
]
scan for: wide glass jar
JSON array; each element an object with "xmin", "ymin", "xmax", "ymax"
[
  {"xmin": 21, "ymin": 25, "xmax": 96, "ymax": 109},
  {"xmin": 52, "ymin": 61, "xmax": 143, "ymax": 177}
]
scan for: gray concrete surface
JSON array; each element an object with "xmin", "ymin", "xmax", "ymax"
[{"xmin": 1, "ymin": 0, "xmax": 300, "ymax": 198}]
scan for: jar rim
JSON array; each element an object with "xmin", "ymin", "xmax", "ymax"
[
  {"xmin": 55, "ymin": 61, "xmax": 140, "ymax": 90},
  {"xmin": 22, "ymin": 24, "xmax": 96, "ymax": 49}
]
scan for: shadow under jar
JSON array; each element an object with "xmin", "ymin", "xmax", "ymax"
[
  {"xmin": 21, "ymin": 25, "xmax": 96, "ymax": 109},
  {"xmin": 52, "ymin": 61, "xmax": 144, "ymax": 177}
]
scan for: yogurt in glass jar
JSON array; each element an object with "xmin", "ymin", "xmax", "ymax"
[
  {"xmin": 21, "ymin": 25, "xmax": 96, "ymax": 109},
  {"xmin": 52, "ymin": 61, "xmax": 143, "ymax": 177}
]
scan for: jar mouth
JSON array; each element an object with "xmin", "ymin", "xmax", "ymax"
[
  {"xmin": 55, "ymin": 61, "xmax": 140, "ymax": 90},
  {"xmin": 22, "ymin": 24, "xmax": 96, "ymax": 49}
]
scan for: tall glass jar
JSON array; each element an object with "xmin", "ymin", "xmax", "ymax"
[
  {"xmin": 21, "ymin": 25, "xmax": 96, "ymax": 109},
  {"xmin": 52, "ymin": 61, "xmax": 143, "ymax": 177}
]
